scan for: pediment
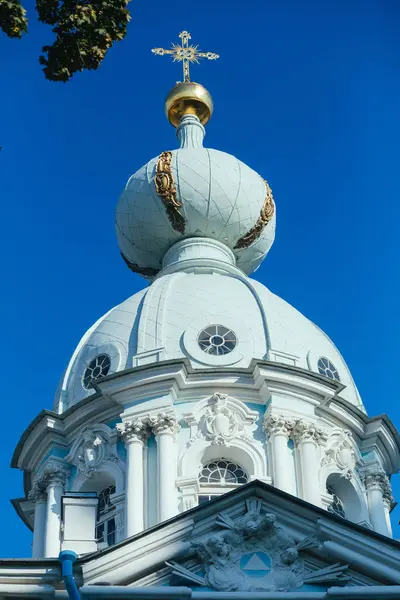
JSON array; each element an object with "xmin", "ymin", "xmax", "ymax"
[{"xmin": 80, "ymin": 481, "xmax": 400, "ymax": 594}]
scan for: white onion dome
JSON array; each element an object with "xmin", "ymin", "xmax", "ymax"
[
  {"xmin": 115, "ymin": 113, "xmax": 275, "ymax": 277},
  {"xmin": 54, "ymin": 238, "xmax": 363, "ymax": 414}
]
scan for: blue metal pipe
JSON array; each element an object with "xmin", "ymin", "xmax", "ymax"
[{"xmin": 59, "ymin": 550, "xmax": 81, "ymax": 600}]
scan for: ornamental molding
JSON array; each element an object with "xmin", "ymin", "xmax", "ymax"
[
  {"xmin": 28, "ymin": 480, "xmax": 47, "ymax": 503},
  {"xmin": 361, "ymin": 467, "xmax": 393, "ymax": 503},
  {"xmin": 184, "ymin": 393, "xmax": 258, "ymax": 447},
  {"xmin": 263, "ymin": 413, "xmax": 296, "ymax": 438},
  {"xmin": 149, "ymin": 411, "xmax": 180, "ymax": 437},
  {"xmin": 292, "ymin": 420, "xmax": 328, "ymax": 446},
  {"xmin": 66, "ymin": 424, "xmax": 118, "ymax": 478},
  {"xmin": 154, "ymin": 151, "xmax": 185, "ymax": 234},
  {"xmin": 167, "ymin": 500, "xmax": 349, "ymax": 592},
  {"xmin": 117, "ymin": 417, "xmax": 151, "ymax": 444},
  {"xmin": 234, "ymin": 180, "xmax": 275, "ymax": 249},
  {"xmin": 31, "ymin": 460, "xmax": 69, "ymax": 497},
  {"xmin": 321, "ymin": 430, "xmax": 357, "ymax": 479}
]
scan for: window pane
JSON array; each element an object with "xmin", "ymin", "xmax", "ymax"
[
  {"xmin": 96, "ymin": 523, "xmax": 105, "ymax": 543},
  {"xmin": 107, "ymin": 518, "xmax": 116, "ymax": 546}
]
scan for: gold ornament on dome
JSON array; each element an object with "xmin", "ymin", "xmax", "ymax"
[
  {"xmin": 154, "ymin": 151, "xmax": 186, "ymax": 233},
  {"xmin": 120, "ymin": 253, "xmax": 159, "ymax": 278},
  {"xmin": 234, "ymin": 181, "xmax": 275, "ymax": 249},
  {"xmin": 152, "ymin": 31, "xmax": 219, "ymax": 83}
]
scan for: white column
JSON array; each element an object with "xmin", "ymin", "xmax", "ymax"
[
  {"xmin": 117, "ymin": 418, "xmax": 149, "ymax": 537},
  {"xmin": 29, "ymin": 484, "xmax": 47, "ymax": 558},
  {"xmin": 293, "ymin": 420, "xmax": 325, "ymax": 507},
  {"xmin": 43, "ymin": 462, "xmax": 68, "ymax": 558},
  {"xmin": 383, "ymin": 497, "xmax": 393, "ymax": 538},
  {"xmin": 363, "ymin": 470, "xmax": 392, "ymax": 537},
  {"xmin": 263, "ymin": 414, "xmax": 296, "ymax": 494},
  {"xmin": 150, "ymin": 412, "xmax": 180, "ymax": 522}
]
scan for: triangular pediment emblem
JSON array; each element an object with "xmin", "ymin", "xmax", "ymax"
[{"xmin": 241, "ymin": 552, "xmax": 271, "ymax": 572}]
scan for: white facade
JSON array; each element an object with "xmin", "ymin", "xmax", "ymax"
[{"xmin": 8, "ymin": 88, "xmax": 400, "ymax": 599}]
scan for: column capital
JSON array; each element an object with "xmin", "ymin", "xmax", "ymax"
[
  {"xmin": 117, "ymin": 417, "xmax": 150, "ymax": 444},
  {"xmin": 149, "ymin": 411, "xmax": 180, "ymax": 437},
  {"xmin": 292, "ymin": 420, "xmax": 327, "ymax": 446},
  {"xmin": 362, "ymin": 468, "xmax": 392, "ymax": 501},
  {"xmin": 263, "ymin": 413, "xmax": 296, "ymax": 438},
  {"xmin": 28, "ymin": 479, "xmax": 47, "ymax": 503},
  {"xmin": 40, "ymin": 461, "xmax": 69, "ymax": 489}
]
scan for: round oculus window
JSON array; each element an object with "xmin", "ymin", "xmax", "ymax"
[
  {"xmin": 197, "ymin": 325, "xmax": 237, "ymax": 356},
  {"xmin": 317, "ymin": 357, "xmax": 340, "ymax": 381},
  {"xmin": 83, "ymin": 354, "xmax": 111, "ymax": 389}
]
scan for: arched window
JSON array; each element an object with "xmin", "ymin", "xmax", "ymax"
[
  {"xmin": 317, "ymin": 357, "xmax": 340, "ymax": 382},
  {"xmin": 96, "ymin": 484, "xmax": 116, "ymax": 547},
  {"xmin": 83, "ymin": 354, "xmax": 111, "ymax": 390},
  {"xmin": 326, "ymin": 484, "xmax": 346, "ymax": 519},
  {"xmin": 198, "ymin": 459, "xmax": 248, "ymax": 504}
]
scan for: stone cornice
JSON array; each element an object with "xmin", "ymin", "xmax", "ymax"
[{"xmin": 12, "ymin": 359, "xmax": 400, "ymax": 477}]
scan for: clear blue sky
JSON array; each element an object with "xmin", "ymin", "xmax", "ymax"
[{"xmin": 1, "ymin": 0, "xmax": 399, "ymax": 556}]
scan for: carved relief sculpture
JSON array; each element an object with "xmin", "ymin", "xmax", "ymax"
[
  {"xmin": 194, "ymin": 393, "xmax": 257, "ymax": 447},
  {"xmin": 66, "ymin": 424, "xmax": 118, "ymax": 478},
  {"xmin": 167, "ymin": 500, "xmax": 349, "ymax": 592},
  {"xmin": 321, "ymin": 430, "xmax": 357, "ymax": 479},
  {"xmin": 203, "ymin": 393, "xmax": 239, "ymax": 446}
]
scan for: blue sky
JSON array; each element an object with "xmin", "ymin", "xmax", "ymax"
[{"xmin": 1, "ymin": 0, "xmax": 400, "ymax": 556}]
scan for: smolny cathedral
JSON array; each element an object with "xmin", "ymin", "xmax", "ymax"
[{"xmin": 2, "ymin": 31, "xmax": 400, "ymax": 600}]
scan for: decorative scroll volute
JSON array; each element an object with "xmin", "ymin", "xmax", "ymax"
[
  {"xmin": 154, "ymin": 151, "xmax": 186, "ymax": 233},
  {"xmin": 234, "ymin": 180, "xmax": 275, "ymax": 249}
]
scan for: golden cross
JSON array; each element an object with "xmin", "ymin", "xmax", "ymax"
[{"xmin": 152, "ymin": 31, "xmax": 219, "ymax": 83}]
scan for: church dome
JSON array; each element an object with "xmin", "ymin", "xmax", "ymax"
[
  {"xmin": 54, "ymin": 239, "xmax": 363, "ymax": 413},
  {"xmin": 115, "ymin": 115, "xmax": 275, "ymax": 277}
]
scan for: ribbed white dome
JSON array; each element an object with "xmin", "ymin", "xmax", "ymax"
[
  {"xmin": 115, "ymin": 116, "xmax": 275, "ymax": 277},
  {"xmin": 55, "ymin": 239, "xmax": 363, "ymax": 413}
]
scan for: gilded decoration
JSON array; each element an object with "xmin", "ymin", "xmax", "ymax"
[
  {"xmin": 234, "ymin": 180, "xmax": 275, "ymax": 249},
  {"xmin": 152, "ymin": 31, "xmax": 219, "ymax": 84},
  {"xmin": 120, "ymin": 252, "xmax": 159, "ymax": 278},
  {"xmin": 154, "ymin": 151, "xmax": 186, "ymax": 233}
]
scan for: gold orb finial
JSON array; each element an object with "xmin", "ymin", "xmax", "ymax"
[
  {"xmin": 165, "ymin": 81, "xmax": 213, "ymax": 128},
  {"xmin": 151, "ymin": 31, "xmax": 218, "ymax": 127}
]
